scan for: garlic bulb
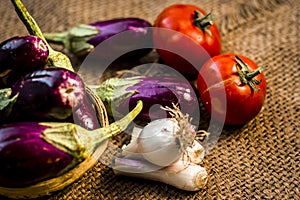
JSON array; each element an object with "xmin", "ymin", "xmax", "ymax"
[
  {"xmin": 138, "ymin": 118, "xmax": 182, "ymax": 166},
  {"xmin": 136, "ymin": 104, "xmax": 196, "ymax": 166}
]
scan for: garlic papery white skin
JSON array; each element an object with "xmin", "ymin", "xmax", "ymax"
[
  {"xmin": 113, "ymin": 154, "xmax": 208, "ymax": 191},
  {"xmin": 122, "ymin": 126, "xmax": 207, "ymax": 165},
  {"xmin": 130, "ymin": 105, "xmax": 196, "ymax": 167}
]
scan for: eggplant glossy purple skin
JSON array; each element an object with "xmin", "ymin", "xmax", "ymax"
[
  {"xmin": 0, "ymin": 36, "xmax": 49, "ymax": 88},
  {"xmin": 0, "ymin": 122, "xmax": 73, "ymax": 187},
  {"xmin": 98, "ymin": 76, "xmax": 198, "ymax": 122},
  {"xmin": 73, "ymin": 94, "xmax": 101, "ymax": 130},
  {"xmin": 88, "ymin": 18, "xmax": 152, "ymax": 46},
  {"xmin": 10, "ymin": 68, "xmax": 85, "ymax": 121},
  {"xmin": 125, "ymin": 81, "xmax": 179, "ymax": 122},
  {"xmin": 88, "ymin": 18, "xmax": 153, "ymax": 60},
  {"xmin": 126, "ymin": 77, "xmax": 198, "ymax": 122},
  {"xmin": 44, "ymin": 18, "xmax": 153, "ymax": 59}
]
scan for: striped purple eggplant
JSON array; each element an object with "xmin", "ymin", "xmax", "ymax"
[
  {"xmin": 0, "ymin": 101, "xmax": 142, "ymax": 188},
  {"xmin": 0, "ymin": 122, "xmax": 72, "ymax": 187},
  {"xmin": 44, "ymin": 18, "xmax": 153, "ymax": 59},
  {"xmin": 0, "ymin": 35, "xmax": 49, "ymax": 88},
  {"xmin": 72, "ymin": 93, "xmax": 101, "ymax": 130},
  {"xmin": 0, "ymin": 67, "xmax": 102, "ymax": 130},
  {"xmin": 9, "ymin": 68, "xmax": 85, "ymax": 122},
  {"xmin": 94, "ymin": 76, "xmax": 199, "ymax": 122}
]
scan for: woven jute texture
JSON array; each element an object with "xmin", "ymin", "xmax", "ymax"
[{"xmin": 0, "ymin": 0, "xmax": 299, "ymax": 199}]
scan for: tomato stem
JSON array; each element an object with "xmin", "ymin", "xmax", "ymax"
[
  {"xmin": 193, "ymin": 11, "xmax": 215, "ymax": 36},
  {"xmin": 245, "ymin": 67, "xmax": 266, "ymax": 81},
  {"xmin": 235, "ymin": 56, "xmax": 266, "ymax": 91}
]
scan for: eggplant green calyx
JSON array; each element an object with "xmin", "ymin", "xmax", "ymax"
[
  {"xmin": 10, "ymin": 0, "xmax": 74, "ymax": 72},
  {"xmin": 193, "ymin": 11, "xmax": 215, "ymax": 36},
  {"xmin": 0, "ymin": 88, "xmax": 18, "ymax": 120},
  {"xmin": 41, "ymin": 101, "xmax": 143, "ymax": 173},
  {"xmin": 44, "ymin": 25, "xmax": 99, "ymax": 57},
  {"xmin": 235, "ymin": 56, "xmax": 267, "ymax": 92},
  {"xmin": 92, "ymin": 77, "xmax": 140, "ymax": 117}
]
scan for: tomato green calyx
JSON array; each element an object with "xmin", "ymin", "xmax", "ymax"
[
  {"xmin": 193, "ymin": 11, "xmax": 215, "ymax": 36},
  {"xmin": 235, "ymin": 56, "xmax": 266, "ymax": 92}
]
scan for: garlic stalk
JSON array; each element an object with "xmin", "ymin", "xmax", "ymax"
[
  {"xmin": 114, "ymin": 138, "xmax": 208, "ymax": 191},
  {"xmin": 113, "ymin": 154, "xmax": 208, "ymax": 191}
]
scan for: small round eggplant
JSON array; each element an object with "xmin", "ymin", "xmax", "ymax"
[
  {"xmin": 0, "ymin": 122, "xmax": 72, "ymax": 187},
  {"xmin": 44, "ymin": 18, "xmax": 153, "ymax": 59},
  {"xmin": 95, "ymin": 76, "xmax": 199, "ymax": 123},
  {"xmin": 0, "ymin": 101, "xmax": 142, "ymax": 188},
  {"xmin": 72, "ymin": 93, "xmax": 101, "ymax": 130},
  {"xmin": 0, "ymin": 35, "xmax": 49, "ymax": 88},
  {"xmin": 10, "ymin": 68, "xmax": 85, "ymax": 121}
]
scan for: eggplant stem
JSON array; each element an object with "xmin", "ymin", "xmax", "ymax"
[
  {"xmin": 43, "ymin": 32, "xmax": 68, "ymax": 44},
  {"xmin": 41, "ymin": 100, "xmax": 143, "ymax": 174},
  {"xmin": 92, "ymin": 101, "xmax": 143, "ymax": 140},
  {"xmin": 10, "ymin": 0, "xmax": 74, "ymax": 71},
  {"xmin": 10, "ymin": 0, "xmax": 45, "ymax": 41}
]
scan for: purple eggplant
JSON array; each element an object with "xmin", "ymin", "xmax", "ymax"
[
  {"xmin": 1, "ymin": 67, "xmax": 102, "ymax": 130},
  {"xmin": 0, "ymin": 122, "xmax": 72, "ymax": 187},
  {"xmin": 72, "ymin": 93, "xmax": 101, "ymax": 130},
  {"xmin": 9, "ymin": 68, "xmax": 85, "ymax": 121},
  {"xmin": 0, "ymin": 35, "xmax": 49, "ymax": 88},
  {"xmin": 44, "ymin": 18, "xmax": 153, "ymax": 59},
  {"xmin": 0, "ymin": 101, "xmax": 143, "ymax": 187},
  {"xmin": 94, "ymin": 76, "xmax": 199, "ymax": 122}
]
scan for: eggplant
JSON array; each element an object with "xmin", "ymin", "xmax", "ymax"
[
  {"xmin": 0, "ymin": 35, "xmax": 49, "ymax": 88},
  {"xmin": 9, "ymin": 68, "xmax": 85, "ymax": 121},
  {"xmin": 44, "ymin": 18, "xmax": 153, "ymax": 59},
  {"xmin": 0, "ymin": 101, "xmax": 143, "ymax": 188},
  {"xmin": 72, "ymin": 92, "xmax": 101, "ymax": 130},
  {"xmin": 0, "ymin": 122, "xmax": 72, "ymax": 187},
  {"xmin": 1, "ymin": 67, "xmax": 102, "ymax": 130},
  {"xmin": 94, "ymin": 76, "xmax": 199, "ymax": 123}
]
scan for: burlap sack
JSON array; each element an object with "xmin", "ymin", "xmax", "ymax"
[{"xmin": 0, "ymin": 0, "xmax": 299, "ymax": 199}]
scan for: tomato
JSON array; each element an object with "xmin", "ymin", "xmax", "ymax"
[
  {"xmin": 153, "ymin": 4, "xmax": 221, "ymax": 79},
  {"xmin": 197, "ymin": 54, "xmax": 267, "ymax": 125}
]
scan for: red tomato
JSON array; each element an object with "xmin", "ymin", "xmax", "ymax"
[
  {"xmin": 153, "ymin": 4, "xmax": 221, "ymax": 79},
  {"xmin": 197, "ymin": 54, "xmax": 267, "ymax": 125}
]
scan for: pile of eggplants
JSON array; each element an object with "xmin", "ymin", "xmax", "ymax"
[
  {"xmin": 0, "ymin": 35, "xmax": 84, "ymax": 124},
  {"xmin": 0, "ymin": 0, "xmax": 154, "ymax": 195},
  {"xmin": 0, "ymin": 101, "xmax": 142, "ymax": 188},
  {"xmin": 0, "ymin": 0, "xmax": 202, "ymax": 197}
]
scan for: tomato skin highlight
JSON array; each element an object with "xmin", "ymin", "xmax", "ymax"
[
  {"xmin": 154, "ymin": 4, "xmax": 222, "ymax": 78},
  {"xmin": 197, "ymin": 54, "xmax": 267, "ymax": 125}
]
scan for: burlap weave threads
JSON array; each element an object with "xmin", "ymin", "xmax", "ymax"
[{"xmin": 0, "ymin": 0, "xmax": 299, "ymax": 199}]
